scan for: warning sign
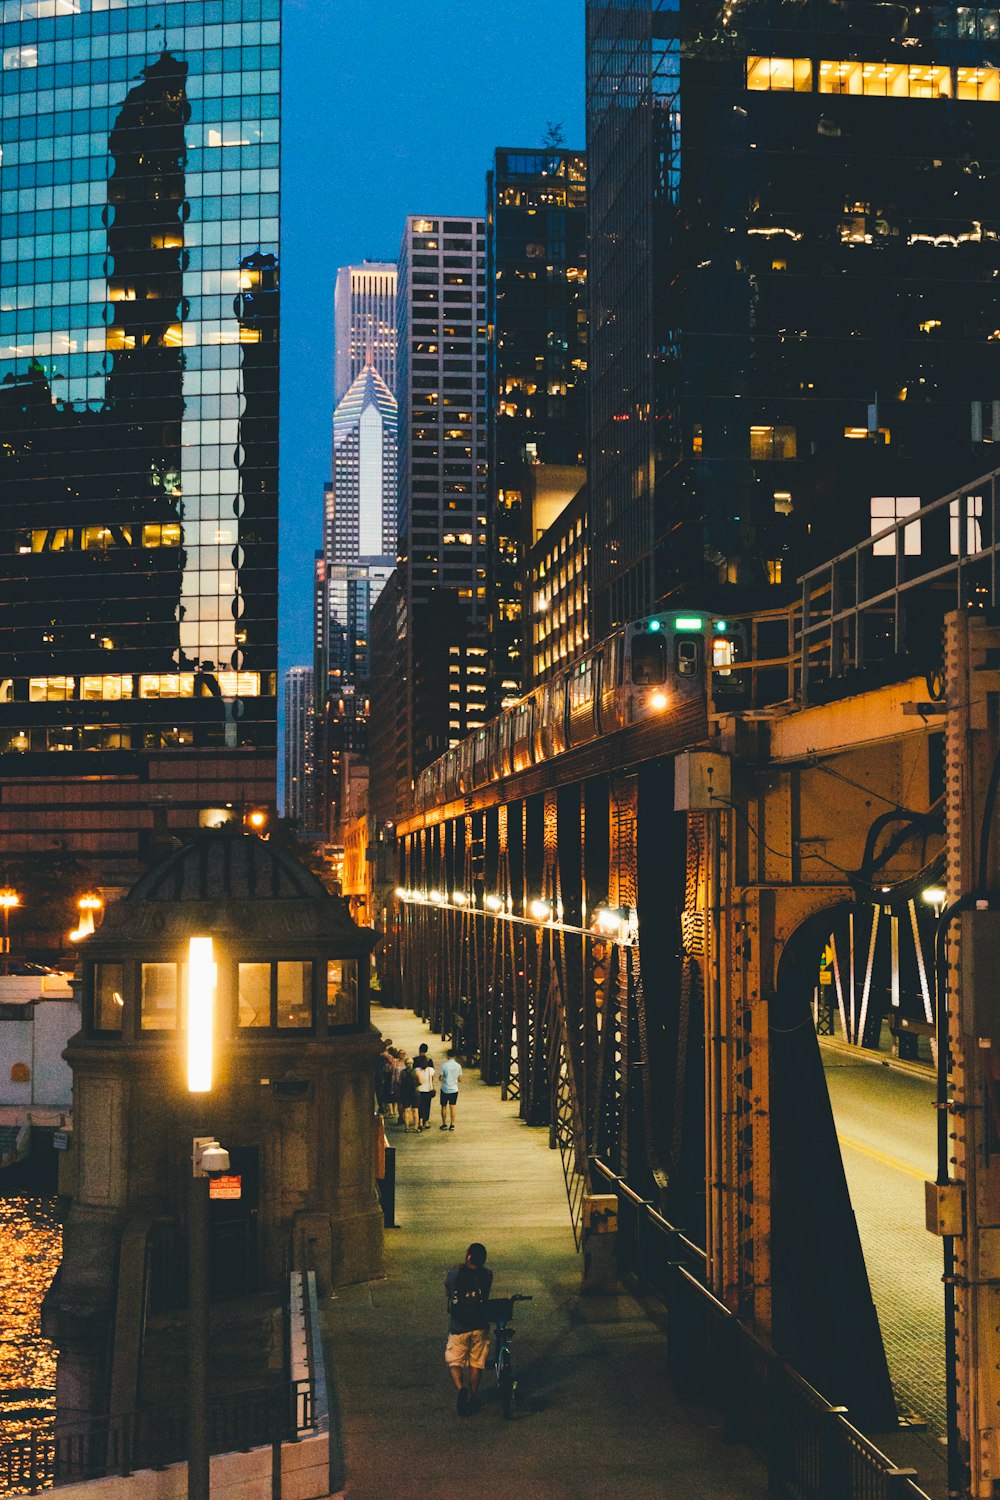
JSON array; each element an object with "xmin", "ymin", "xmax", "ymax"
[{"xmin": 209, "ymin": 1174, "xmax": 242, "ymax": 1201}]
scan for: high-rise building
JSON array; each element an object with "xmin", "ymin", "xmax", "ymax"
[
  {"xmin": 314, "ymin": 361, "xmax": 397, "ymax": 838},
  {"xmin": 486, "ymin": 148, "xmax": 588, "ymax": 709},
  {"xmin": 585, "ymin": 0, "xmax": 1000, "ymax": 640},
  {"xmin": 396, "ymin": 214, "xmax": 488, "ymax": 788},
  {"xmin": 283, "ymin": 666, "xmax": 315, "ymax": 830},
  {"xmin": 0, "ymin": 1, "xmax": 280, "ymax": 890},
  {"xmin": 333, "ymin": 262, "xmax": 397, "ymax": 403}
]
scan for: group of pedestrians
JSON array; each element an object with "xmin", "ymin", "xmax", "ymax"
[{"xmin": 376, "ymin": 1038, "xmax": 463, "ymax": 1133}]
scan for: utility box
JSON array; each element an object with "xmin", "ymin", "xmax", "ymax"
[
  {"xmin": 581, "ymin": 1193, "xmax": 618, "ymax": 1293},
  {"xmin": 925, "ymin": 1180, "xmax": 964, "ymax": 1237},
  {"xmin": 674, "ymin": 751, "xmax": 731, "ymax": 812},
  {"xmin": 960, "ymin": 910, "xmax": 1000, "ymax": 1039}
]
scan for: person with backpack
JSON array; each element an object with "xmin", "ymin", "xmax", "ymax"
[
  {"xmin": 444, "ymin": 1242, "xmax": 494, "ymax": 1415},
  {"xmin": 398, "ymin": 1055, "xmax": 419, "ymax": 1132}
]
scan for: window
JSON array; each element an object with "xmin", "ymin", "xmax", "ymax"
[
  {"xmin": 238, "ymin": 963, "xmax": 270, "ymax": 1027},
  {"xmin": 239, "ymin": 961, "xmax": 314, "ymax": 1029},
  {"xmin": 746, "ymin": 56, "xmax": 812, "ymax": 91},
  {"xmin": 277, "ymin": 962, "xmax": 312, "ymax": 1029},
  {"xmin": 29, "ymin": 676, "xmax": 74, "ymax": 701},
  {"xmin": 327, "ymin": 959, "xmax": 359, "ymax": 1027},
  {"xmin": 956, "ymin": 66, "xmax": 1000, "ymax": 99},
  {"xmin": 750, "ymin": 425, "xmax": 797, "ymax": 460},
  {"xmin": 871, "ymin": 497, "xmax": 921, "ymax": 556},
  {"xmin": 950, "ymin": 495, "xmax": 983, "ymax": 554},
  {"xmin": 821, "ymin": 60, "xmax": 954, "ymax": 96},
  {"xmin": 141, "ymin": 963, "xmax": 180, "ymax": 1031},
  {"xmin": 93, "ymin": 963, "xmax": 124, "ymax": 1033},
  {"xmin": 631, "ymin": 633, "xmax": 666, "ymax": 685},
  {"xmin": 971, "ymin": 400, "xmax": 1000, "ymax": 442}
]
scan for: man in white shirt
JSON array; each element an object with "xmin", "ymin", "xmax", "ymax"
[{"xmin": 438, "ymin": 1050, "xmax": 463, "ymax": 1131}]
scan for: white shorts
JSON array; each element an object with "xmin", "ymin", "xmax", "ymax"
[{"xmin": 445, "ymin": 1329, "xmax": 491, "ymax": 1369}]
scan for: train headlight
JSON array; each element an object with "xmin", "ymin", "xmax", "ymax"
[{"xmin": 650, "ymin": 691, "xmax": 668, "ymax": 711}]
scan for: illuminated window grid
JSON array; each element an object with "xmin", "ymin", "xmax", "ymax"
[{"xmin": 747, "ymin": 56, "xmax": 1000, "ymax": 100}]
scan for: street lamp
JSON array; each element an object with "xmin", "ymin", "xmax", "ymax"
[
  {"xmin": 922, "ymin": 885, "xmax": 947, "ymax": 918},
  {"xmin": 187, "ymin": 935, "xmax": 219, "ymax": 1500},
  {"xmin": 0, "ymin": 889, "xmax": 20, "ymax": 976}
]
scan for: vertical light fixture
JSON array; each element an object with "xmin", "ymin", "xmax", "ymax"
[{"xmin": 187, "ymin": 936, "xmax": 216, "ymax": 1093}]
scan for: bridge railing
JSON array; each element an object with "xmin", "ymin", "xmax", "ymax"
[
  {"xmin": 797, "ymin": 467, "xmax": 1000, "ymax": 703},
  {"xmin": 0, "ymin": 1380, "xmax": 314, "ymax": 1496},
  {"xmin": 592, "ymin": 1161, "xmax": 932, "ymax": 1500}
]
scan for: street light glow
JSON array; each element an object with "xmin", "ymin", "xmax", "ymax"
[
  {"xmin": 0, "ymin": 890, "xmax": 20, "ymax": 912},
  {"xmin": 187, "ymin": 936, "xmax": 216, "ymax": 1094},
  {"xmin": 922, "ymin": 885, "xmax": 947, "ymax": 910}
]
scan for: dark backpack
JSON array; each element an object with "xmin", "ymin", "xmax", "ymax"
[{"xmin": 449, "ymin": 1265, "xmax": 487, "ymax": 1330}]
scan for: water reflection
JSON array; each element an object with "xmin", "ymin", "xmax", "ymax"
[{"xmin": 0, "ymin": 1198, "xmax": 60, "ymax": 1446}]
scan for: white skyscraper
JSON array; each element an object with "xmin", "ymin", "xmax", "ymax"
[{"xmin": 333, "ymin": 262, "xmax": 397, "ymax": 403}]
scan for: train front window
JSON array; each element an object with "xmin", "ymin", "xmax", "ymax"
[
  {"xmin": 676, "ymin": 638, "xmax": 701, "ymax": 678},
  {"xmin": 631, "ymin": 634, "xmax": 667, "ymax": 685},
  {"xmin": 712, "ymin": 636, "xmax": 735, "ymax": 676}
]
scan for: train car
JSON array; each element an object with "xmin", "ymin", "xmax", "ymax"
[
  {"xmin": 409, "ymin": 609, "xmax": 749, "ymax": 817},
  {"xmin": 566, "ymin": 649, "xmax": 601, "ymax": 748},
  {"xmin": 621, "ymin": 612, "xmax": 749, "ymax": 725},
  {"xmin": 534, "ymin": 674, "xmax": 567, "ymax": 761},
  {"xmin": 511, "ymin": 696, "xmax": 535, "ymax": 773}
]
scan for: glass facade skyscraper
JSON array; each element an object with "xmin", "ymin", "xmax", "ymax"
[
  {"xmin": 587, "ymin": 0, "xmax": 1000, "ymax": 639},
  {"xmin": 486, "ymin": 147, "xmax": 587, "ymax": 710},
  {"xmin": 0, "ymin": 0, "xmax": 279, "ymax": 886}
]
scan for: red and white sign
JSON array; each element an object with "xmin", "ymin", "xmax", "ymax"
[{"xmin": 209, "ymin": 1174, "xmax": 242, "ymax": 1201}]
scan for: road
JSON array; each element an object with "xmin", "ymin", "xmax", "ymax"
[{"xmin": 821, "ymin": 1043, "xmax": 945, "ymax": 1450}]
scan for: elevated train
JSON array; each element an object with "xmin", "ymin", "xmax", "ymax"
[{"xmin": 413, "ymin": 610, "xmax": 749, "ymax": 813}]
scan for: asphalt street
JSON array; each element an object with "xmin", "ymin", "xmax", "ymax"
[{"xmin": 821, "ymin": 1043, "xmax": 946, "ymax": 1491}]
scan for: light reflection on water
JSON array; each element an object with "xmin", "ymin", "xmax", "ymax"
[{"xmin": 0, "ymin": 1198, "xmax": 60, "ymax": 1447}]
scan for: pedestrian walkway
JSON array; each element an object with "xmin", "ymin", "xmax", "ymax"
[{"xmin": 320, "ymin": 1006, "xmax": 768, "ymax": 1500}]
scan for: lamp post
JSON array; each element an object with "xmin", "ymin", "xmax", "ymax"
[
  {"xmin": 187, "ymin": 935, "xmax": 219, "ymax": 1500},
  {"xmin": 0, "ymin": 889, "xmax": 20, "ymax": 976}
]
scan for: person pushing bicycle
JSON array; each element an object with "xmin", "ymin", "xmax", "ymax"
[{"xmin": 444, "ymin": 1242, "xmax": 493, "ymax": 1415}]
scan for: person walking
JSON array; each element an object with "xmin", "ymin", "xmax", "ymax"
[
  {"xmin": 444, "ymin": 1242, "xmax": 493, "ymax": 1415},
  {"xmin": 398, "ymin": 1055, "xmax": 419, "ymax": 1132},
  {"xmin": 438, "ymin": 1050, "xmax": 462, "ymax": 1131},
  {"xmin": 414, "ymin": 1051, "xmax": 436, "ymax": 1132}
]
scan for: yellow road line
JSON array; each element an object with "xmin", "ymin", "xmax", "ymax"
[{"xmin": 837, "ymin": 1132, "xmax": 929, "ymax": 1183}]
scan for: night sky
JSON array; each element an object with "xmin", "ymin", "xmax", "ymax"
[{"xmin": 278, "ymin": 0, "xmax": 586, "ymax": 679}]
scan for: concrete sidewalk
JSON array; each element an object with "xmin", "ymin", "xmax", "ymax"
[{"xmin": 321, "ymin": 1006, "xmax": 768, "ymax": 1500}]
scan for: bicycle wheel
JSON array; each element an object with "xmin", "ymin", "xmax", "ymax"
[{"xmin": 498, "ymin": 1355, "xmax": 515, "ymax": 1419}]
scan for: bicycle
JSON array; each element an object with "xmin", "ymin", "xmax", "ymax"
[{"xmin": 487, "ymin": 1295, "xmax": 532, "ymax": 1418}]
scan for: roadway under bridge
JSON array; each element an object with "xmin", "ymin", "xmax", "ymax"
[{"xmin": 385, "ymin": 481, "xmax": 1000, "ymax": 1500}]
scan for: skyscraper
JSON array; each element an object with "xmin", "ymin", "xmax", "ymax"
[
  {"xmin": 585, "ymin": 0, "xmax": 1000, "ymax": 639},
  {"xmin": 486, "ymin": 147, "xmax": 588, "ymax": 710},
  {"xmin": 396, "ymin": 214, "xmax": 488, "ymax": 784},
  {"xmin": 283, "ymin": 665, "xmax": 315, "ymax": 830},
  {"xmin": 314, "ymin": 360, "xmax": 397, "ymax": 838},
  {"xmin": 333, "ymin": 262, "xmax": 397, "ymax": 403},
  {"xmin": 0, "ymin": 0, "xmax": 280, "ymax": 888}
]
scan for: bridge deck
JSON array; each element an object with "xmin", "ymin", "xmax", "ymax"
[{"xmin": 320, "ymin": 1005, "xmax": 769, "ymax": 1500}]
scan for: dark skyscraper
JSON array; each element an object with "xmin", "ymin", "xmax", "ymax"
[
  {"xmin": 396, "ymin": 214, "xmax": 488, "ymax": 785},
  {"xmin": 0, "ymin": 3, "xmax": 280, "ymax": 888},
  {"xmin": 486, "ymin": 147, "xmax": 588, "ymax": 710},
  {"xmin": 586, "ymin": 0, "xmax": 1000, "ymax": 639}
]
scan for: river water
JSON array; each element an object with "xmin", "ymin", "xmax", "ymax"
[{"xmin": 0, "ymin": 1197, "xmax": 60, "ymax": 1447}]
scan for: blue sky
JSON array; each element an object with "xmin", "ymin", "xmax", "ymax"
[{"xmin": 278, "ymin": 0, "xmax": 587, "ymax": 677}]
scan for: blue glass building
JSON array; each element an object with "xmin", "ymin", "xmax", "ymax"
[{"xmin": 0, "ymin": 0, "xmax": 279, "ymax": 899}]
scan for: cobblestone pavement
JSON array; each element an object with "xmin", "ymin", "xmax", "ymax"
[
  {"xmin": 821, "ymin": 1044, "xmax": 948, "ymax": 1494},
  {"xmin": 321, "ymin": 1007, "xmax": 768, "ymax": 1500}
]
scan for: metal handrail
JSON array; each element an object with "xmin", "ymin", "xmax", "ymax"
[
  {"xmin": 591, "ymin": 1160, "xmax": 932, "ymax": 1500},
  {"xmin": 797, "ymin": 466, "xmax": 1000, "ymax": 702},
  {"xmin": 0, "ymin": 1380, "xmax": 313, "ymax": 1496}
]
